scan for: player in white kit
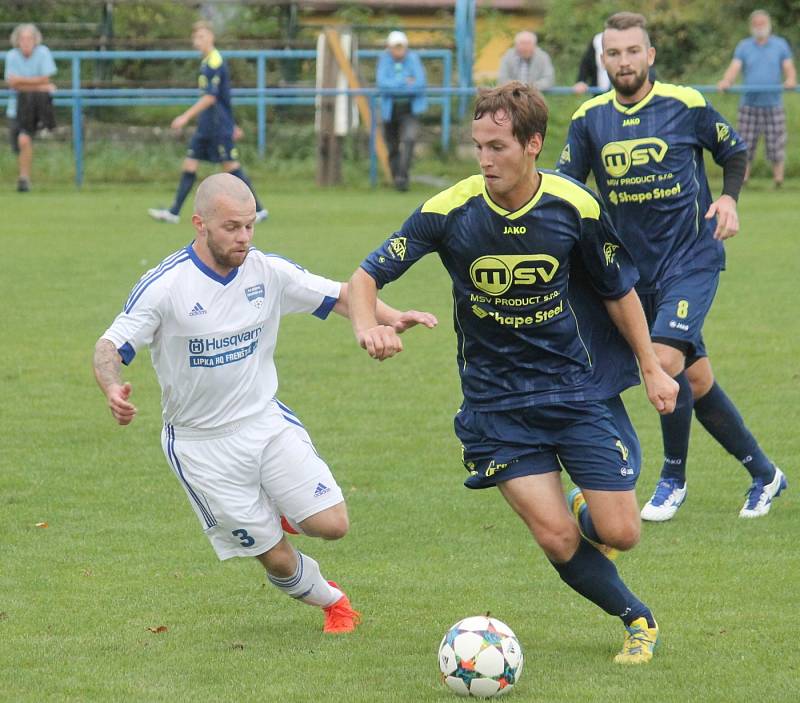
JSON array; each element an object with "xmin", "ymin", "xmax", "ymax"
[{"xmin": 93, "ymin": 173, "xmax": 437, "ymax": 633}]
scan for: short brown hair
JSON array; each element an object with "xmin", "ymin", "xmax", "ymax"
[
  {"xmin": 473, "ymin": 81, "xmax": 548, "ymax": 149},
  {"xmin": 604, "ymin": 12, "xmax": 651, "ymax": 46},
  {"xmin": 192, "ymin": 20, "xmax": 215, "ymax": 35}
]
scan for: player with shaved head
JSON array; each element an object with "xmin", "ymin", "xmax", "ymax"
[{"xmin": 94, "ymin": 173, "xmax": 437, "ymax": 633}]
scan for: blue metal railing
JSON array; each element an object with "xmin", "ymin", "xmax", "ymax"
[
  {"xmin": 1, "ymin": 46, "xmax": 796, "ymax": 187},
  {"xmin": 0, "ymin": 48, "xmax": 453, "ymax": 187}
]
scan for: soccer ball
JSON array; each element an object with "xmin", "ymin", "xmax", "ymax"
[{"xmin": 438, "ymin": 616, "xmax": 524, "ymax": 698}]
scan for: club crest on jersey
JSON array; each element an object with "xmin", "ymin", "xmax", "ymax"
[
  {"xmin": 600, "ymin": 137, "xmax": 668, "ymax": 177},
  {"xmin": 388, "ymin": 236, "xmax": 407, "ymax": 261},
  {"xmin": 245, "ymin": 283, "xmax": 265, "ymax": 308},
  {"xmin": 603, "ymin": 243, "xmax": 619, "ymax": 266}
]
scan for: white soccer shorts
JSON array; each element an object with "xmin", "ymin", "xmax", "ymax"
[{"xmin": 161, "ymin": 398, "xmax": 344, "ymax": 560}]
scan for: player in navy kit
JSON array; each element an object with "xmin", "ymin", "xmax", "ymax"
[
  {"xmin": 556, "ymin": 12, "xmax": 785, "ymax": 521},
  {"xmin": 149, "ymin": 22, "xmax": 267, "ymax": 225},
  {"xmin": 348, "ymin": 82, "xmax": 678, "ymax": 663}
]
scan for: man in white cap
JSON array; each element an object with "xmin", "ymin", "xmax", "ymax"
[{"xmin": 376, "ymin": 30, "xmax": 428, "ymax": 191}]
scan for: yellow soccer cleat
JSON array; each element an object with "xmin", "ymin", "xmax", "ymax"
[
  {"xmin": 614, "ymin": 617, "xmax": 659, "ymax": 664},
  {"xmin": 567, "ymin": 487, "xmax": 619, "ymax": 561}
]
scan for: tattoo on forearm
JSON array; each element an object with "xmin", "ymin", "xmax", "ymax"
[{"xmin": 93, "ymin": 339, "xmax": 123, "ymax": 390}]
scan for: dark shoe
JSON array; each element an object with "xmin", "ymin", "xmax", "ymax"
[{"xmin": 17, "ymin": 178, "xmax": 30, "ymax": 192}]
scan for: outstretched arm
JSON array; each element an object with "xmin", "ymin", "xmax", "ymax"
[
  {"xmin": 93, "ymin": 338, "xmax": 137, "ymax": 425},
  {"xmin": 346, "ymin": 267, "xmax": 436, "ymax": 361},
  {"xmin": 333, "ymin": 280, "xmax": 437, "ymax": 332},
  {"xmin": 717, "ymin": 58, "xmax": 742, "ymax": 91},
  {"xmin": 603, "ymin": 289, "xmax": 678, "ymax": 414}
]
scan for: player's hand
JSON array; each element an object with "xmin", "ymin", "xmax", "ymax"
[
  {"xmin": 171, "ymin": 114, "xmax": 189, "ymax": 131},
  {"xmin": 357, "ymin": 325, "xmax": 404, "ymax": 361},
  {"xmin": 393, "ymin": 310, "xmax": 438, "ymax": 334},
  {"xmin": 643, "ymin": 368, "xmax": 679, "ymax": 415},
  {"xmin": 705, "ymin": 195, "xmax": 739, "ymax": 240},
  {"xmin": 106, "ymin": 382, "xmax": 137, "ymax": 425}
]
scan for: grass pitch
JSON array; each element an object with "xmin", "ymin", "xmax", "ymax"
[{"xmin": 0, "ymin": 177, "xmax": 798, "ymax": 702}]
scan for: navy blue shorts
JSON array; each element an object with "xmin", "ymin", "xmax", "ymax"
[
  {"xmin": 454, "ymin": 396, "xmax": 641, "ymax": 492},
  {"xmin": 639, "ymin": 268, "xmax": 720, "ymax": 364},
  {"xmin": 187, "ymin": 132, "xmax": 239, "ymax": 163}
]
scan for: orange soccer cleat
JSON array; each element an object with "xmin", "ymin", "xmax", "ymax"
[{"xmin": 322, "ymin": 581, "xmax": 361, "ymax": 634}]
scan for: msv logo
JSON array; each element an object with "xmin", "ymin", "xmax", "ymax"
[
  {"xmin": 600, "ymin": 137, "xmax": 668, "ymax": 177},
  {"xmin": 469, "ymin": 254, "xmax": 559, "ymax": 296}
]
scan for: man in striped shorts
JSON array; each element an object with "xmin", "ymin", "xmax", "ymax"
[{"xmin": 718, "ymin": 10, "xmax": 797, "ymax": 187}]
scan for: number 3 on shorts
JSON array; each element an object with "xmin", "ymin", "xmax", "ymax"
[
  {"xmin": 232, "ymin": 528, "xmax": 255, "ymax": 547},
  {"xmin": 676, "ymin": 300, "xmax": 689, "ymax": 319}
]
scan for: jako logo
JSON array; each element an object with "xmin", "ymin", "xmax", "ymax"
[
  {"xmin": 503, "ymin": 226, "xmax": 526, "ymax": 235},
  {"xmin": 601, "ymin": 137, "xmax": 668, "ymax": 177},
  {"xmin": 469, "ymin": 254, "xmax": 559, "ymax": 296}
]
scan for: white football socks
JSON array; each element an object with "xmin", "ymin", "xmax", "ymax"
[{"xmin": 268, "ymin": 551, "xmax": 342, "ymax": 608}]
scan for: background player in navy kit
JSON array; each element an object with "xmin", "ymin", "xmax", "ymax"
[
  {"xmin": 556, "ymin": 12, "xmax": 786, "ymax": 521},
  {"xmin": 348, "ymin": 83, "xmax": 678, "ymax": 664},
  {"xmin": 148, "ymin": 22, "xmax": 267, "ymax": 225}
]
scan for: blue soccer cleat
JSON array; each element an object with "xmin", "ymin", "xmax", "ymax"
[
  {"xmin": 640, "ymin": 478, "xmax": 687, "ymax": 522},
  {"xmin": 739, "ymin": 467, "xmax": 787, "ymax": 518}
]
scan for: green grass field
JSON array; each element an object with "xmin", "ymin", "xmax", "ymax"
[{"xmin": 1, "ymin": 176, "xmax": 798, "ymax": 702}]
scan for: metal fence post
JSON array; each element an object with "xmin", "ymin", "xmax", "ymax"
[
  {"xmin": 369, "ymin": 94, "xmax": 377, "ymax": 188},
  {"xmin": 71, "ymin": 57, "xmax": 83, "ymax": 187},
  {"xmin": 257, "ymin": 54, "xmax": 266, "ymax": 158}
]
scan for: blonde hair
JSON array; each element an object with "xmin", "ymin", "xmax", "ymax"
[
  {"xmin": 10, "ymin": 23, "xmax": 42, "ymax": 49},
  {"xmin": 192, "ymin": 21, "xmax": 215, "ymax": 36}
]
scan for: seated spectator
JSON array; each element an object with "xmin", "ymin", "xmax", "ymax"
[{"xmin": 498, "ymin": 31, "xmax": 554, "ymax": 91}]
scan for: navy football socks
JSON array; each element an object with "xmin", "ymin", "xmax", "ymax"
[
  {"xmin": 551, "ymin": 538, "xmax": 654, "ymax": 627},
  {"xmin": 230, "ymin": 168, "xmax": 264, "ymax": 211},
  {"xmin": 659, "ymin": 371, "xmax": 693, "ymax": 483},
  {"xmin": 170, "ymin": 170, "xmax": 197, "ymax": 216},
  {"xmin": 694, "ymin": 381, "xmax": 775, "ymax": 481}
]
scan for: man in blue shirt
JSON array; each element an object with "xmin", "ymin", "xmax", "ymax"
[
  {"xmin": 349, "ymin": 82, "xmax": 679, "ymax": 664},
  {"xmin": 376, "ymin": 31, "xmax": 427, "ymax": 191},
  {"xmin": 4, "ymin": 23, "xmax": 57, "ymax": 192},
  {"xmin": 149, "ymin": 22, "xmax": 267, "ymax": 225},
  {"xmin": 718, "ymin": 9, "xmax": 797, "ymax": 187},
  {"xmin": 557, "ymin": 12, "xmax": 786, "ymax": 522}
]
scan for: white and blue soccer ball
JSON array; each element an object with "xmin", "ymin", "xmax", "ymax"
[{"xmin": 438, "ymin": 616, "xmax": 524, "ymax": 698}]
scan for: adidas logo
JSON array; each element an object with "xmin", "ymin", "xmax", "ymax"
[
  {"xmin": 189, "ymin": 302, "xmax": 207, "ymax": 316},
  {"xmin": 313, "ymin": 482, "xmax": 330, "ymax": 497}
]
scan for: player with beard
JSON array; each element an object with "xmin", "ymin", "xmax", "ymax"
[{"xmin": 557, "ymin": 12, "xmax": 785, "ymax": 522}]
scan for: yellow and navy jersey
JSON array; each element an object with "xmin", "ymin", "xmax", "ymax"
[
  {"xmin": 197, "ymin": 49, "xmax": 234, "ymax": 137},
  {"xmin": 360, "ymin": 171, "xmax": 641, "ymax": 411},
  {"xmin": 556, "ymin": 82, "xmax": 747, "ymax": 292}
]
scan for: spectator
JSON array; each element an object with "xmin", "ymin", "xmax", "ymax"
[
  {"xmin": 718, "ymin": 9, "xmax": 797, "ymax": 187},
  {"xmin": 498, "ymin": 31, "xmax": 554, "ymax": 91},
  {"xmin": 573, "ymin": 32, "xmax": 610, "ymax": 94},
  {"xmin": 148, "ymin": 21, "xmax": 267, "ymax": 224},
  {"xmin": 376, "ymin": 30, "xmax": 427, "ymax": 192},
  {"xmin": 4, "ymin": 23, "xmax": 57, "ymax": 193}
]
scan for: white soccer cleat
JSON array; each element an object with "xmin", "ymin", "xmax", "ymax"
[
  {"xmin": 640, "ymin": 478, "xmax": 687, "ymax": 522},
  {"xmin": 148, "ymin": 208, "xmax": 180, "ymax": 224},
  {"xmin": 255, "ymin": 208, "xmax": 269, "ymax": 223},
  {"xmin": 739, "ymin": 467, "xmax": 787, "ymax": 518}
]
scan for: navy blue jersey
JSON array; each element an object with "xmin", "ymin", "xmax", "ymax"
[
  {"xmin": 360, "ymin": 171, "xmax": 641, "ymax": 411},
  {"xmin": 196, "ymin": 49, "xmax": 234, "ymax": 138},
  {"xmin": 556, "ymin": 82, "xmax": 747, "ymax": 292}
]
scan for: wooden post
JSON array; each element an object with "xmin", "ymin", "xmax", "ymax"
[
  {"xmin": 316, "ymin": 30, "xmax": 342, "ymax": 186},
  {"xmin": 324, "ymin": 27, "xmax": 392, "ymax": 183}
]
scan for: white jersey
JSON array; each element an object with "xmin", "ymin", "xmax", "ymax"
[{"xmin": 103, "ymin": 245, "xmax": 341, "ymax": 429}]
